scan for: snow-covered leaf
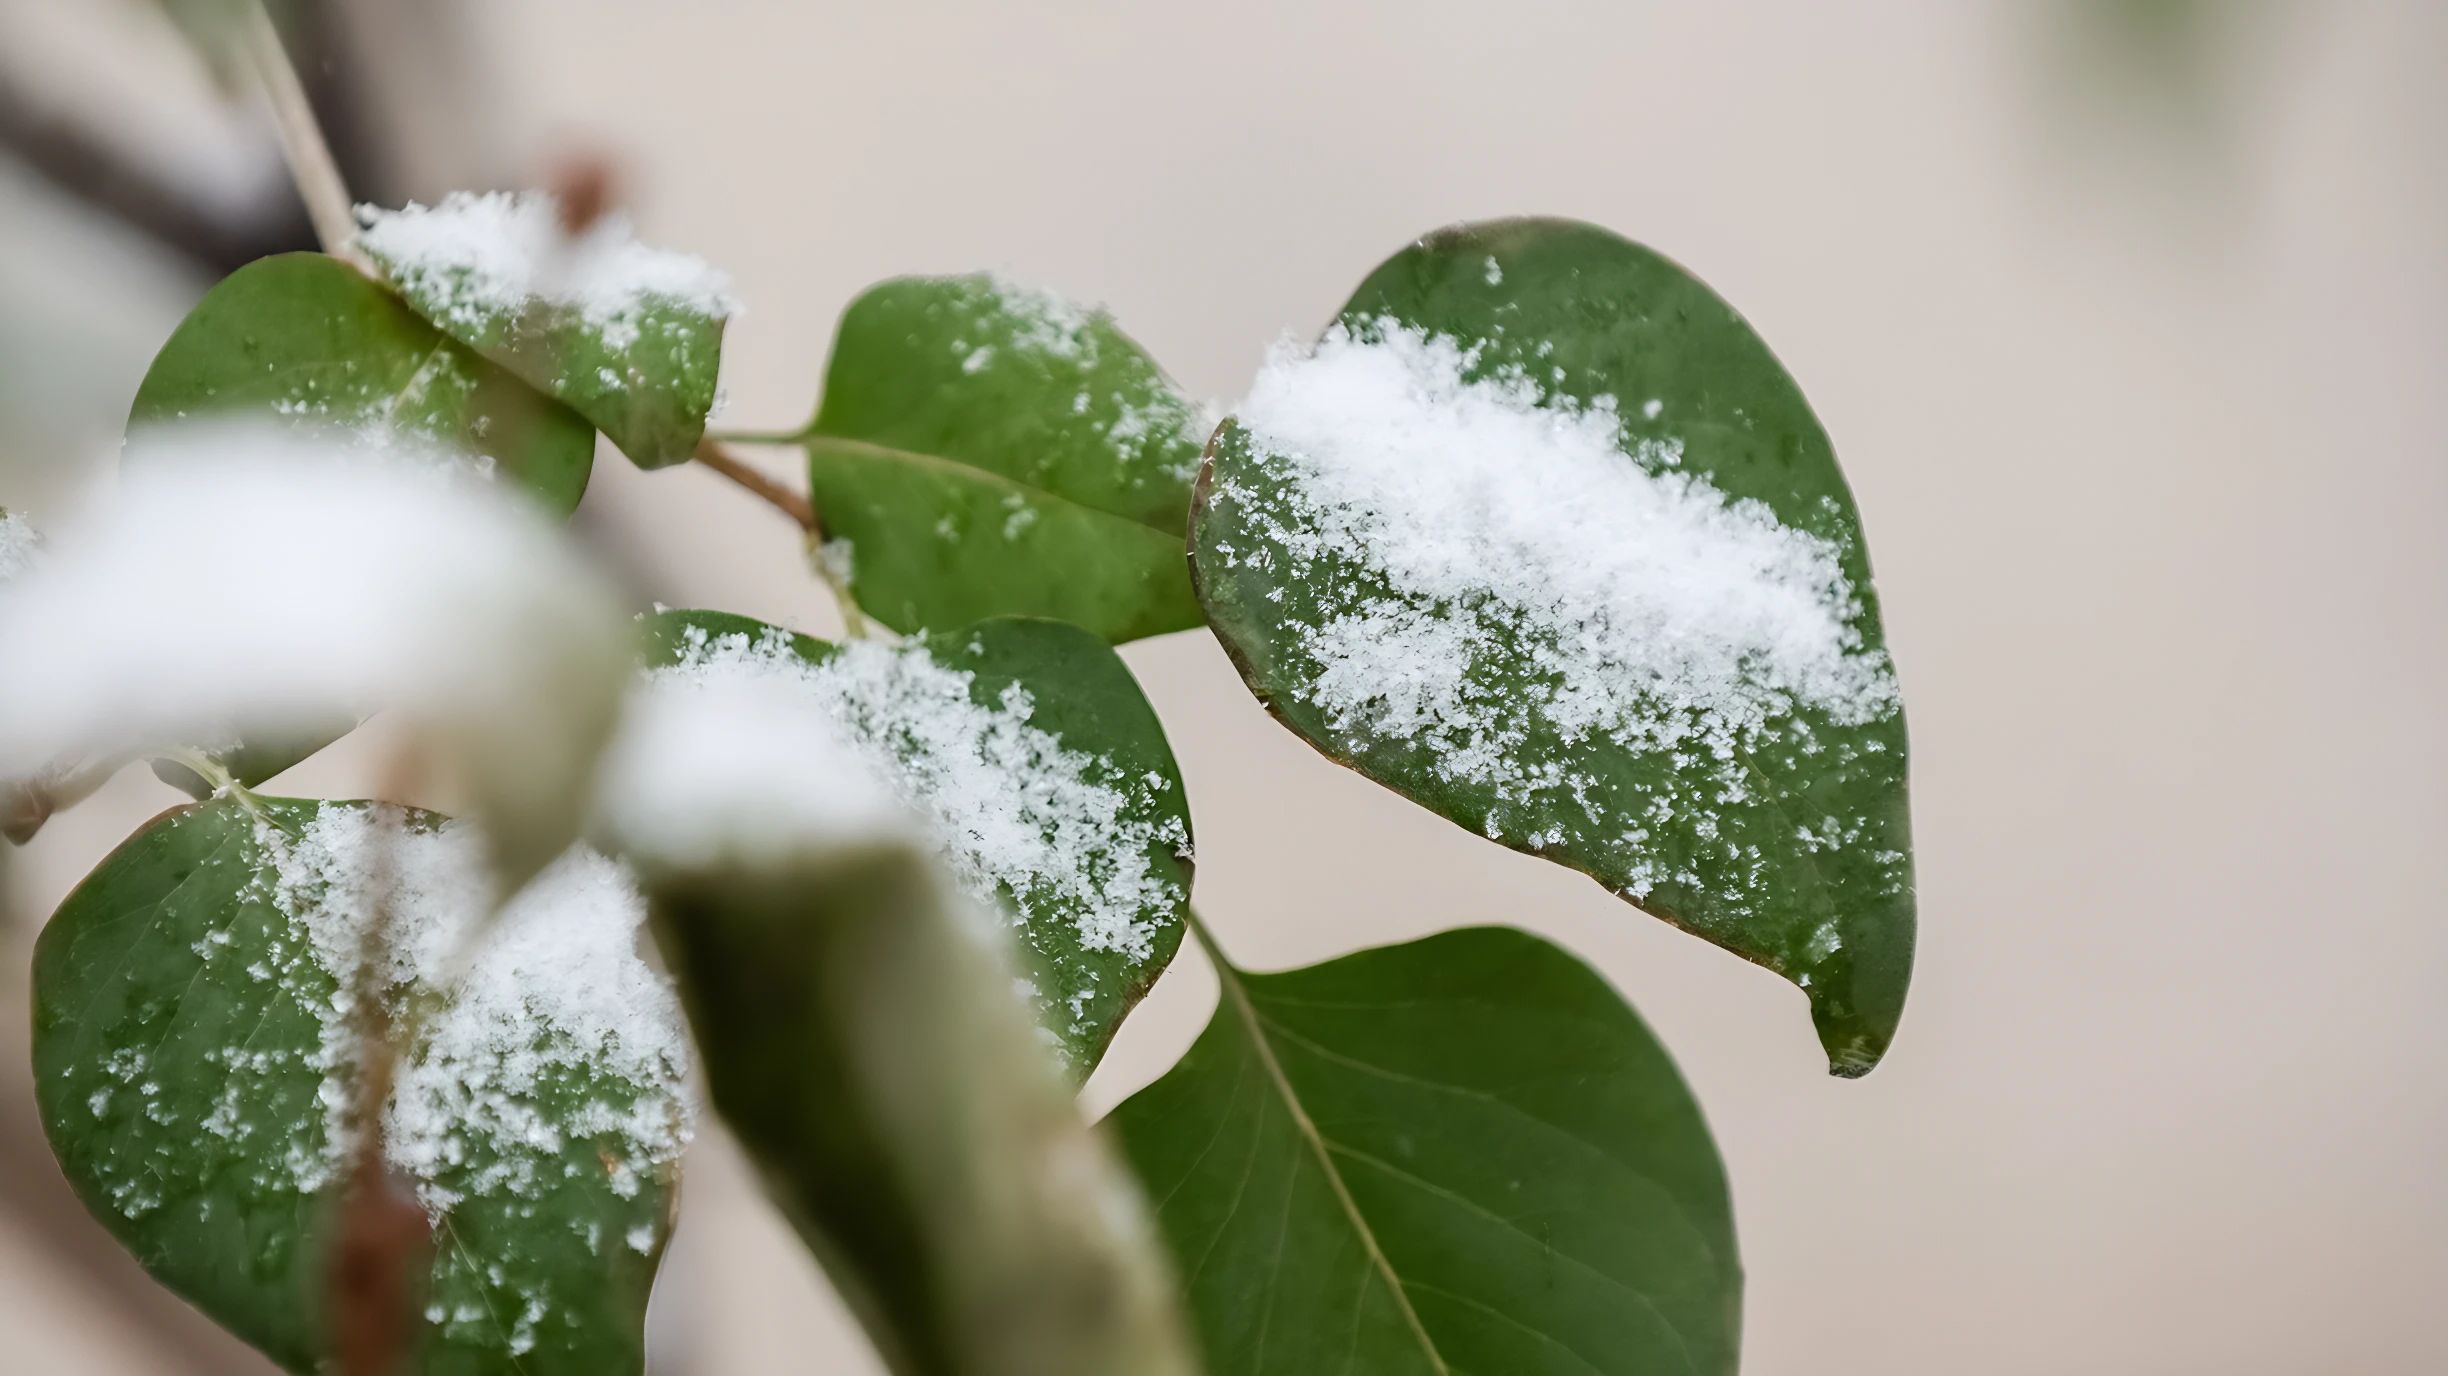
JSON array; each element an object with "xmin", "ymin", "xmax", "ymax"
[
  {"xmin": 33, "ymin": 797, "xmax": 689, "ymax": 1373},
  {"xmin": 128, "ymin": 253, "xmax": 594, "ymax": 516},
  {"xmin": 357, "ymin": 193, "xmax": 735, "ymax": 470},
  {"xmin": 1190, "ymin": 219, "xmax": 1916, "ymax": 1074},
  {"xmin": 1109, "ymin": 925, "xmax": 1740, "ymax": 1376},
  {"xmin": 799, "ymin": 275, "xmax": 1209, "ymax": 641},
  {"xmin": 628, "ymin": 609, "xmax": 1192, "ymax": 1073},
  {"xmin": 641, "ymin": 828, "xmax": 1196, "ymax": 1376}
]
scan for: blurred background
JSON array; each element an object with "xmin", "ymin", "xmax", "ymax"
[{"xmin": 2, "ymin": 1, "xmax": 2442, "ymax": 1372}]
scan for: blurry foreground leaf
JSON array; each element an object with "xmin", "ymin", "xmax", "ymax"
[
  {"xmin": 640, "ymin": 837, "xmax": 1198, "ymax": 1376},
  {"xmin": 639, "ymin": 609, "xmax": 1192, "ymax": 1072}
]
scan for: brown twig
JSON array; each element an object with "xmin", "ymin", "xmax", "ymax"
[
  {"xmin": 329, "ymin": 763, "xmax": 433, "ymax": 1376},
  {"xmin": 695, "ymin": 437, "xmax": 818, "ymax": 532},
  {"xmin": 238, "ymin": 0, "xmax": 367, "ymax": 267}
]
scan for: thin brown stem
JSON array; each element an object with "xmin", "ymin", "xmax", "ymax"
[
  {"xmin": 695, "ymin": 437, "xmax": 818, "ymax": 532},
  {"xmin": 240, "ymin": 0, "xmax": 366, "ymax": 266},
  {"xmin": 329, "ymin": 755, "xmax": 433, "ymax": 1376}
]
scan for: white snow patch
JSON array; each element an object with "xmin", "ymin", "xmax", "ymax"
[
  {"xmin": 251, "ymin": 804, "xmax": 690, "ymax": 1214},
  {"xmin": 1220, "ymin": 318, "xmax": 1897, "ymax": 831},
  {"xmin": 595, "ymin": 658, "xmax": 913, "ymax": 871},
  {"xmin": 0, "ymin": 423, "xmax": 626, "ymax": 783},
  {"xmin": 982, "ymin": 274, "xmax": 1097, "ymax": 362},
  {"xmin": 355, "ymin": 192, "xmax": 737, "ymax": 346},
  {"xmin": 0, "ymin": 424, "xmax": 625, "ymax": 786},
  {"xmin": 0, "ymin": 510, "xmax": 37, "ymax": 580},
  {"xmin": 615, "ymin": 625, "xmax": 1187, "ymax": 965}
]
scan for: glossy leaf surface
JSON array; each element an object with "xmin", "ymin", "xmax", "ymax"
[
  {"xmin": 801, "ymin": 275, "xmax": 1209, "ymax": 641},
  {"xmin": 1111, "ymin": 925, "xmax": 1740, "ymax": 1375}
]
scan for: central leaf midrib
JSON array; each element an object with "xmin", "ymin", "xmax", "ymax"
[
  {"xmin": 800, "ymin": 431, "xmax": 1180, "ymax": 536},
  {"xmin": 1189, "ymin": 916, "xmax": 1451, "ymax": 1375}
]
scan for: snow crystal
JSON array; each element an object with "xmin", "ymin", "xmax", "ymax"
[
  {"xmin": 0, "ymin": 510, "xmax": 36, "ymax": 580},
  {"xmin": 1218, "ymin": 318, "xmax": 1898, "ymax": 847},
  {"xmin": 253, "ymin": 804, "xmax": 692, "ymax": 1212},
  {"xmin": 628, "ymin": 626, "xmax": 1187, "ymax": 965},
  {"xmin": 982, "ymin": 274, "xmax": 1097, "ymax": 362},
  {"xmin": 355, "ymin": 192, "xmax": 738, "ymax": 345}
]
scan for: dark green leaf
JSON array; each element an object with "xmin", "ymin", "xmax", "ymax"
[
  {"xmin": 1190, "ymin": 218, "xmax": 1915, "ymax": 1074},
  {"xmin": 641, "ymin": 609, "xmax": 1191, "ymax": 1072},
  {"xmin": 357, "ymin": 199, "xmax": 730, "ymax": 470},
  {"xmin": 128, "ymin": 253, "xmax": 593, "ymax": 514},
  {"xmin": 33, "ymin": 797, "xmax": 686, "ymax": 1373},
  {"xmin": 1110, "ymin": 924, "xmax": 1740, "ymax": 1375},
  {"xmin": 642, "ymin": 835, "xmax": 1197, "ymax": 1376},
  {"xmin": 801, "ymin": 275, "xmax": 1210, "ymax": 641}
]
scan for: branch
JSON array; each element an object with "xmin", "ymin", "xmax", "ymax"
[
  {"xmin": 695, "ymin": 438, "xmax": 818, "ymax": 532},
  {"xmin": 239, "ymin": 0, "xmax": 366, "ymax": 265}
]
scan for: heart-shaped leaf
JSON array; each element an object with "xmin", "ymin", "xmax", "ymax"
[
  {"xmin": 640, "ymin": 610, "xmax": 1191, "ymax": 1073},
  {"xmin": 641, "ymin": 833, "xmax": 1197, "ymax": 1376},
  {"xmin": 33, "ymin": 796, "xmax": 690, "ymax": 1373},
  {"xmin": 356, "ymin": 193, "xmax": 735, "ymax": 470},
  {"xmin": 798, "ymin": 275, "xmax": 1210, "ymax": 641},
  {"xmin": 128, "ymin": 252, "xmax": 594, "ymax": 515},
  {"xmin": 1110, "ymin": 924, "xmax": 1740, "ymax": 1375},
  {"xmin": 1190, "ymin": 218, "xmax": 1915, "ymax": 1074}
]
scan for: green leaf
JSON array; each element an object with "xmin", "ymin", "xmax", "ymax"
[
  {"xmin": 357, "ymin": 195, "xmax": 731, "ymax": 470},
  {"xmin": 1189, "ymin": 218, "xmax": 1916, "ymax": 1075},
  {"xmin": 128, "ymin": 253, "xmax": 593, "ymax": 515},
  {"xmin": 800, "ymin": 274, "xmax": 1210, "ymax": 641},
  {"xmin": 33, "ymin": 797, "xmax": 687, "ymax": 1373},
  {"xmin": 641, "ymin": 835, "xmax": 1198, "ymax": 1376},
  {"xmin": 1109, "ymin": 924, "xmax": 1740, "ymax": 1376},
  {"xmin": 641, "ymin": 609, "xmax": 1191, "ymax": 1073}
]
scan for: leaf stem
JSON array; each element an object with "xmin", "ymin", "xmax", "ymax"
[
  {"xmin": 237, "ymin": 1, "xmax": 366, "ymax": 267},
  {"xmin": 153, "ymin": 747, "xmax": 273, "ymax": 827},
  {"xmin": 330, "ymin": 769, "xmax": 431, "ymax": 1376},
  {"xmin": 694, "ymin": 437, "xmax": 817, "ymax": 531},
  {"xmin": 702, "ymin": 425, "xmax": 811, "ymax": 448},
  {"xmin": 1179, "ymin": 907, "xmax": 1454, "ymax": 1374},
  {"xmin": 806, "ymin": 532, "xmax": 876, "ymax": 640}
]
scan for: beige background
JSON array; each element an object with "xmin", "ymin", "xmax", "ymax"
[{"xmin": 3, "ymin": 2, "xmax": 2444, "ymax": 1372}]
